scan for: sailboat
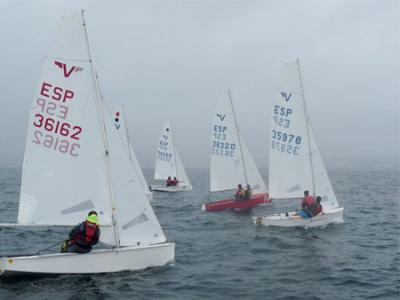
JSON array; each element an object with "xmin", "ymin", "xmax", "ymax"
[
  {"xmin": 0, "ymin": 11, "xmax": 174, "ymax": 277},
  {"xmin": 113, "ymin": 105, "xmax": 153, "ymax": 201},
  {"xmin": 253, "ymin": 60, "xmax": 344, "ymax": 227},
  {"xmin": 201, "ymin": 91, "xmax": 270, "ymax": 212},
  {"xmin": 151, "ymin": 122, "xmax": 192, "ymax": 192}
]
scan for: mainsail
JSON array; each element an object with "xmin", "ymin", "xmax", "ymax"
[
  {"xmin": 268, "ymin": 61, "xmax": 338, "ymax": 211},
  {"xmin": 154, "ymin": 122, "xmax": 191, "ymax": 187},
  {"xmin": 210, "ymin": 92, "xmax": 266, "ymax": 193},
  {"xmin": 18, "ymin": 13, "xmax": 166, "ymax": 247}
]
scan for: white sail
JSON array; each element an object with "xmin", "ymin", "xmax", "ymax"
[
  {"xmin": 268, "ymin": 62, "xmax": 313, "ymax": 199},
  {"xmin": 210, "ymin": 93, "xmax": 266, "ymax": 193},
  {"xmin": 112, "ymin": 105, "xmax": 151, "ymax": 197},
  {"xmin": 105, "ymin": 114, "xmax": 166, "ymax": 246},
  {"xmin": 18, "ymin": 14, "xmax": 113, "ymax": 228},
  {"xmin": 309, "ymin": 124, "xmax": 339, "ymax": 211},
  {"xmin": 175, "ymin": 150, "xmax": 191, "ymax": 187},
  {"xmin": 18, "ymin": 13, "xmax": 166, "ymax": 247},
  {"xmin": 268, "ymin": 61, "xmax": 339, "ymax": 211},
  {"xmin": 241, "ymin": 138, "xmax": 267, "ymax": 194},
  {"xmin": 154, "ymin": 122, "xmax": 191, "ymax": 186}
]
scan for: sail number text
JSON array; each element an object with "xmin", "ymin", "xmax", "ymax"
[
  {"xmin": 157, "ymin": 150, "xmax": 172, "ymax": 162},
  {"xmin": 33, "ymin": 114, "xmax": 82, "ymax": 140}
]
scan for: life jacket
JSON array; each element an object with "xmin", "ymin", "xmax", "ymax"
[
  {"xmin": 243, "ymin": 189, "xmax": 252, "ymax": 200},
  {"xmin": 74, "ymin": 221, "xmax": 98, "ymax": 246},
  {"xmin": 302, "ymin": 195, "xmax": 315, "ymax": 209},
  {"xmin": 307, "ymin": 202, "xmax": 322, "ymax": 216}
]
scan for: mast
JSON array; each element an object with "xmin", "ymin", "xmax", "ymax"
[
  {"xmin": 120, "ymin": 104, "xmax": 133, "ymax": 162},
  {"xmin": 81, "ymin": 10, "xmax": 121, "ymax": 248},
  {"xmin": 296, "ymin": 59, "xmax": 316, "ymax": 196},
  {"xmin": 228, "ymin": 90, "xmax": 248, "ymax": 186}
]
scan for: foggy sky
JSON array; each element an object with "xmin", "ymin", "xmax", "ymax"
[{"xmin": 0, "ymin": 0, "xmax": 398, "ymax": 169}]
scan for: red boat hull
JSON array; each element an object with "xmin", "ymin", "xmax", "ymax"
[{"xmin": 201, "ymin": 193, "xmax": 271, "ymax": 212}]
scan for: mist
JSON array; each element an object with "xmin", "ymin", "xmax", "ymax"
[{"xmin": 0, "ymin": 0, "xmax": 398, "ymax": 169}]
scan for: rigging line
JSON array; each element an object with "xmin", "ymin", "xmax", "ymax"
[
  {"xmin": 228, "ymin": 90, "xmax": 248, "ymax": 186},
  {"xmin": 296, "ymin": 59, "xmax": 316, "ymax": 196},
  {"xmin": 81, "ymin": 10, "xmax": 120, "ymax": 248}
]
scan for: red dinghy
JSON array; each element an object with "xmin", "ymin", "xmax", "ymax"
[{"xmin": 201, "ymin": 193, "xmax": 271, "ymax": 212}]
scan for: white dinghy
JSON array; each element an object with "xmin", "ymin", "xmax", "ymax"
[
  {"xmin": 151, "ymin": 122, "xmax": 192, "ymax": 192},
  {"xmin": 253, "ymin": 60, "xmax": 344, "ymax": 228},
  {"xmin": 0, "ymin": 11, "xmax": 174, "ymax": 277},
  {"xmin": 113, "ymin": 105, "xmax": 153, "ymax": 201},
  {"xmin": 202, "ymin": 91, "xmax": 269, "ymax": 212}
]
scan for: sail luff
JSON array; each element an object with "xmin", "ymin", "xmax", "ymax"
[
  {"xmin": 81, "ymin": 10, "xmax": 120, "ymax": 248},
  {"xmin": 296, "ymin": 59, "xmax": 316, "ymax": 196}
]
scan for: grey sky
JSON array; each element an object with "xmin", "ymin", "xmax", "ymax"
[{"xmin": 0, "ymin": 0, "xmax": 398, "ymax": 169}]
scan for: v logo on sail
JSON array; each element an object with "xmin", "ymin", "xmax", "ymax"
[
  {"xmin": 216, "ymin": 114, "xmax": 226, "ymax": 121},
  {"xmin": 162, "ymin": 135, "xmax": 168, "ymax": 140},
  {"xmin": 280, "ymin": 92, "xmax": 292, "ymax": 102},
  {"xmin": 54, "ymin": 61, "xmax": 83, "ymax": 78}
]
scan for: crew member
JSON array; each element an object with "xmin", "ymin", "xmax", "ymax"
[
  {"xmin": 166, "ymin": 176, "xmax": 173, "ymax": 186},
  {"xmin": 62, "ymin": 211, "xmax": 100, "ymax": 254},
  {"xmin": 299, "ymin": 190, "xmax": 315, "ymax": 219},
  {"xmin": 172, "ymin": 177, "xmax": 179, "ymax": 186},
  {"xmin": 234, "ymin": 184, "xmax": 244, "ymax": 201},
  {"xmin": 307, "ymin": 195, "xmax": 323, "ymax": 217},
  {"xmin": 242, "ymin": 184, "xmax": 253, "ymax": 200}
]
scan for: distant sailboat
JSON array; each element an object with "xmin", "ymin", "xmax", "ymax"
[
  {"xmin": 253, "ymin": 60, "xmax": 344, "ymax": 227},
  {"xmin": 113, "ymin": 105, "xmax": 152, "ymax": 201},
  {"xmin": 151, "ymin": 122, "xmax": 192, "ymax": 192},
  {"xmin": 201, "ymin": 91, "xmax": 270, "ymax": 212},
  {"xmin": 0, "ymin": 11, "xmax": 174, "ymax": 277}
]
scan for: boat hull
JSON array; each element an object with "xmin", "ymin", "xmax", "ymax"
[
  {"xmin": 201, "ymin": 193, "xmax": 270, "ymax": 212},
  {"xmin": 253, "ymin": 207, "xmax": 344, "ymax": 228},
  {"xmin": 151, "ymin": 185, "xmax": 192, "ymax": 192},
  {"xmin": 0, "ymin": 242, "xmax": 174, "ymax": 277}
]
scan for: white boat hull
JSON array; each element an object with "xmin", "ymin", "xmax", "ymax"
[
  {"xmin": 151, "ymin": 185, "xmax": 192, "ymax": 192},
  {"xmin": 253, "ymin": 207, "xmax": 344, "ymax": 228},
  {"xmin": 0, "ymin": 242, "xmax": 174, "ymax": 277}
]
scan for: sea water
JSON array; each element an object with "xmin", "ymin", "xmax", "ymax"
[{"xmin": 0, "ymin": 163, "xmax": 398, "ymax": 299}]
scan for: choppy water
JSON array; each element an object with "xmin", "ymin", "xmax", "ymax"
[{"xmin": 0, "ymin": 164, "xmax": 399, "ymax": 299}]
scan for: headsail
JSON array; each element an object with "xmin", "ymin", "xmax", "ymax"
[
  {"xmin": 268, "ymin": 61, "xmax": 338, "ymax": 211},
  {"xmin": 210, "ymin": 93, "xmax": 266, "ymax": 193},
  {"xmin": 113, "ymin": 105, "xmax": 151, "ymax": 196}
]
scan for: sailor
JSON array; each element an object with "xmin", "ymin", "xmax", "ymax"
[
  {"xmin": 172, "ymin": 177, "xmax": 179, "ymax": 186},
  {"xmin": 306, "ymin": 195, "xmax": 323, "ymax": 217},
  {"xmin": 242, "ymin": 184, "xmax": 253, "ymax": 200},
  {"xmin": 62, "ymin": 211, "xmax": 100, "ymax": 254},
  {"xmin": 234, "ymin": 184, "xmax": 244, "ymax": 201},
  {"xmin": 166, "ymin": 176, "xmax": 173, "ymax": 186},
  {"xmin": 298, "ymin": 190, "xmax": 315, "ymax": 218}
]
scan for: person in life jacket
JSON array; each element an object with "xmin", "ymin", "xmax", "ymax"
[
  {"xmin": 242, "ymin": 184, "xmax": 253, "ymax": 200},
  {"xmin": 166, "ymin": 176, "xmax": 173, "ymax": 187},
  {"xmin": 298, "ymin": 190, "xmax": 316, "ymax": 219},
  {"xmin": 172, "ymin": 177, "xmax": 179, "ymax": 186},
  {"xmin": 234, "ymin": 184, "xmax": 244, "ymax": 201},
  {"xmin": 306, "ymin": 196, "xmax": 323, "ymax": 217},
  {"xmin": 62, "ymin": 211, "xmax": 100, "ymax": 254}
]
